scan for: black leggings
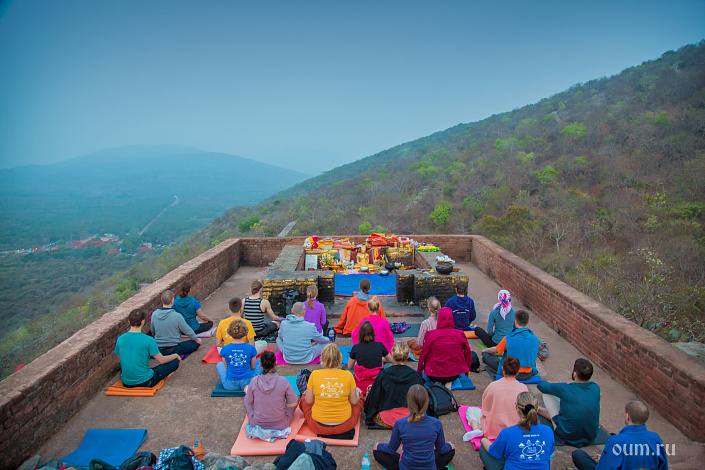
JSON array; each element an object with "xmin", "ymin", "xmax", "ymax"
[
  {"xmin": 473, "ymin": 327, "xmax": 497, "ymax": 348},
  {"xmin": 125, "ymin": 358, "xmax": 179, "ymax": 388},
  {"xmin": 373, "ymin": 448, "xmax": 455, "ymax": 470}
]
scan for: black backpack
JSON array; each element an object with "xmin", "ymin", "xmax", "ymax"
[
  {"xmin": 424, "ymin": 384, "xmax": 459, "ymax": 417},
  {"xmin": 161, "ymin": 445, "xmax": 195, "ymax": 470},
  {"xmin": 470, "ymin": 351, "xmax": 481, "ymax": 373}
]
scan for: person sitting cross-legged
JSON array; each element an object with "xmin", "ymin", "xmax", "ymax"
[
  {"xmin": 303, "ymin": 284, "xmax": 329, "ymax": 336},
  {"xmin": 572, "ymin": 399, "xmax": 668, "ymax": 470},
  {"xmin": 348, "ymin": 319, "xmax": 393, "ymax": 394},
  {"xmin": 463, "ymin": 357, "xmax": 528, "ymax": 442},
  {"xmin": 276, "ymin": 301, "xmax": 329, "ymax": 364},
  {"xmin": 482, "ymin": 309, "xmax": 539, "ymax": 381},
  {"xmin": 473, "ymin": 289, "xmax": 515, "ymax": 348},
  {"xmin": 114, "ymin": 308, "xmax": 181, "ymax": 388},
  {"xmin": 373, "ymin": 384, "xmax": 456, "ymax": 470},
  {"xmin": 364, "ymin": 341, "xmax": 424, "ymax": 429},
  {"xmin": 300, "ymin": 343, "xmax": 363, "ymax": 439},
  {"xmin": 173, "ymin": 280, "xmax": 214, "ymax": 334},
  {"xmin": 151, "ymin": 289, "xmax": 202, "ymax": 356},
  {"xmin": 352, "ymin": 296, "xmax": 394, "ymax": 354},
  {"xmin": 334, "ymin": 278, "xmax": 386, "ymax": 336},
  {"xmin": 243, "ymin": 280, "xmax": 281, "ymax": 339},
  {"xmin": 217, "ymin": 318, "xmax": 263, "ymax": 391},
  {"xmin": 216, "ymin": 296, "xmax": 267, "ymax": 355},
  {"xmin": 537, "ymin": 358, "xmax": 601, "ymax": 447},
  {"xmin": 406, "ymin": 296, "xmax": 440, "ymax": 358},
  {"xmin": 444, "ymin": 280, "xmax": 477, "ymax": 332}
]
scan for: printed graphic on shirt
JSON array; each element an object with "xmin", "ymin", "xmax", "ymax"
[
  {"xmin": 518, "ymin": 436, "xmax": 548, "ymax": 461},
  {"xmin": 224, "ymin": 351, "xmax": 249, "ymax": 367},
  {"xmin": 319, "ymin": 380, "xmax": 344, "ymax": 398}
]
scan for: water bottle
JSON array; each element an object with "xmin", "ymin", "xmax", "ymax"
[
  {"xmin": 361, "ymin": 452, "xmax": 370, "ymax": 470},
  {"xmin": 328, "ymin": 327, "xmax": 336, "ymax": 343}
]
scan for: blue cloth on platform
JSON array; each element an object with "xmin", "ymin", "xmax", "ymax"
[{"xmin": 335, "ymin": 273, "xmax": 396, "ymax": 296}]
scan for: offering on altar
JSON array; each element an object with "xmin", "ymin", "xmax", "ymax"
[{"xmin": 354, "ymin": 245, "xmax": 372, "ymax": 270}]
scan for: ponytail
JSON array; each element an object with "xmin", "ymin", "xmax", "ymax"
[
  {"xmin": 306, "ymin": 285, "xmax": 318, "ymax": 310},
  {"xmin": 516, "ymin": 391, "xmax": 539, "ymax": 432},
  {"xmin": 179, "ymin": 281, "xmax": 191, "ymax": 298}
]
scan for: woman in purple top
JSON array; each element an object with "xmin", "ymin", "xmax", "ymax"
[
  {"xmin": 244, "ymin": 351, "xmax": 299, "ymax": 430},
  {"xmin": 303, "ymin": 285, "xmax": 329, "ymax": 335}
]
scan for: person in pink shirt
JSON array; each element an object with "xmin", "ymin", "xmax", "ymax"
[
  {"xmin": 303, "ymin": 285, "xmax": 328, "ymax": 335},
  {"xmin": 352, "ymin": 296, "xmax": 394, "ymax": 353},
  {"xmin": 463, "ymin": 357, "xmax": 528, "ymax": 441}
]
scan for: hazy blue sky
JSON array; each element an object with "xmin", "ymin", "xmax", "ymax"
[{"xmin": 1, "ymin": 1, "xmax": 703, "ymax": 172}]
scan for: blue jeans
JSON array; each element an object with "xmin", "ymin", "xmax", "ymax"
[
  {"xmin": 571, "ymin": 450, "xmax": 598, "ymax": 470},
  {"xmin": 216, "ymin": 361, "xmax": 263, "ymax": 391}
]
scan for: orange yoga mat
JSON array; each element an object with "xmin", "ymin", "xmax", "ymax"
[
  {"xmin": 295, "ymin": 417, "xmax": 361, "ymax": 447},
  {"xmin": 464, "ymin": 330, "xmax": 478, "ymax": 339},
  {"xmin": 202, "ymin": 345, "xmax": 274, "ymax": 364},
  {"xmin": 230, "ymin": 408, "xmax": 305, "ymax": 456},
  {"xmin": 105, "ymin": 374, "xmax": 172, "ymax": 396}
]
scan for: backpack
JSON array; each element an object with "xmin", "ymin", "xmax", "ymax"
[
  {"xmin": 538, "ymin": 340, "xmax": 549, "ymax": 361},
  {"xmin": 424, "ymin": 384, "xmax": 459, "ymax": 417},
  {"xmin": 296, "ymin": 367, "xmax": 312, "ymax": 395},
  {"xmin": 470, "ymin": 351, "xmax": 481, "ymax": 373},
  {"xmin": 157, "ymin": 446, "xmax": 201, "ymax": 470}
]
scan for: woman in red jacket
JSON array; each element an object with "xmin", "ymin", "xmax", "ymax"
[{"xmin": 418, "ymin": 307, "xmax": 474, "ymax": 389}]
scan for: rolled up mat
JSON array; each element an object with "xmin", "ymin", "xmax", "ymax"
[
  {"xmin": 231, "ymin": 408, "xmax": 305, "ymax": 456},
  {"xmin": 423, "ymin": 373, "xmax": 475, "ymax": 390},
  {"xmin": 275, "ymin": 349, "xmax": 321, "ymax": 365},
  {"xmin": 459, "ymin": 405, "xmax": 486, "ymax": 451},
  {"xmin": 62, "ymin": 428, "xmax": 148, "ymax": 467},
  {"xmin": 495, "ymin": 374, "xmax": 542, "ymax": 384},
  {"xmin": 295, "ymin": 416, "xmax": 361, "ymax": 447},
  {"xmin": 105, "ymin": 375, "xmax": 171, "ymax": 396}
]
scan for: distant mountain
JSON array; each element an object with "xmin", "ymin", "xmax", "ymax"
[{"xmin": 0, "ymin": 145, "xmax": 310, "ymax": 248}]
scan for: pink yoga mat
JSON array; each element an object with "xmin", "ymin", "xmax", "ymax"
[
  {"xmin": 275, "ymin": 349, "xmax": 320, "ymax": 365},
  {"xmin": 459, "ymin": 405, "xmax": 491, "ymax": 451},
  {"xmin": 231, "ymin": 408, "xmax": 305, "ymax": 456}
]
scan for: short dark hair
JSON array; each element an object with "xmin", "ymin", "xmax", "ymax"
[
  {"xmin": 515, "ymin": 309, "xmax": 530, "ymax": 326},
  {"xmin": 179, "ymin": 280, "xmax": 191, "ymax": 297},
  {"xmin": 502, "ymin": 356, "xmax": 521, "ymax": 377},
  {"xmin": 359, "ymin": 278, "xmax": 371, "ymax": 293},
  {"xmin": 260, "ymin": 350, "xmax": 276, "ymax": 374},
  {"xmin": 229, "ymin": 297, "xmax": 243, "ymax": 314},
  {"xmin": 128, "ymin": 309, "xmax": 146, "ymax": 327},
  {"xmin": 455, "ymin": 280, "xmax": 468, "ymax": 295},
  {"xmin": 573, "ymin": 358, "xmax": 594, "ymax": 381},
  {"xmin": 358, "ymin": 320, "xmax": 375, "ymax": 343},
  {"xmin": 625, "ymin": 399, "xmax": 649, "ymax": 425}
]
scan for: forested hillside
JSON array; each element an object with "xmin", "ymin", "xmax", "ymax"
[
  {"xmin": 3, "ymin": 42, "xmax": 703, "ymax": 379},
  {"xmin": 209, "ymin": 41, "xmax": 705, "ymax": 343}
]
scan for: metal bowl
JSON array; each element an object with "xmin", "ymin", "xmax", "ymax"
[
  {"xmin": 359, "ymin": 266, "xmax": 369, "ymax": 272},
  {"xmin": 380, "ymin": 269, "xmax": 389, "ymax": 276},
  {"xmin": 435, "ymin": 264, "xmax": 453, "ymax": 275}
]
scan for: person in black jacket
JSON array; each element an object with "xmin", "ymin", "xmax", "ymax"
[{"xmin": 364, "ymin": 341, "xmax": 424, "ymax": 428}]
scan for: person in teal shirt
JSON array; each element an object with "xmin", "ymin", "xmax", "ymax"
[
  {"xmin": 538, "ymin": 358, "xmax": 601, "ymax": 447},
  {"xmin": 114, "ymin": 309, "xmax": 181, "ymax": 387}
]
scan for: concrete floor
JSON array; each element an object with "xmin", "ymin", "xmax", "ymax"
[{"xmin": 35, "ymin": 263, "xmax": 704, "ymax": 469}]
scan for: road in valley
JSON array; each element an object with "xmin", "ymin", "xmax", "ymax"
[{"xmin": 139, "ymin": 195, "xmax": 179, "ymax": 235}]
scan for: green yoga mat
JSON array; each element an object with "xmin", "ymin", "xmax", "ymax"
[{"xmin": 472, "ymin": 339, "xmax": 501, "ymax": 356}]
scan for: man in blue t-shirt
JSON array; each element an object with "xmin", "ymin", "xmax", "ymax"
[
  {"xmin": 443, "ymin": 280, "xmax": 477, "ymax": 331},
  {"xmin": 572, "ymin": 399, "xmax": 668, "ymax": 470},
  {"xmin": 538, "ymin": 358, "xmax": 601, "ymax": 447},
  {"xmin": 114, "ymin": 309, "xmax": 181, "ymax": 387}
]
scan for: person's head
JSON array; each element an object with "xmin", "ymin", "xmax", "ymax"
[
  {"xmin": 251, "ymin": 280, "xmax": 263, "ymax": 295},
  {"xmin": 321, "ymin": 343, "xmax": 343, "ymax": 369},
  {"xmin": 516, "ymin": 391, "xmax": 539, "ymax": 431},
  {"xmin": 358, "ymin": 320, "xmax": 376, "ymax": 343},
  {"xmin": 454, "ymin": 280, "xmax": 468, "ymax": 296},
  {"xmin": 260, "ymin": 350, "xmax": 276, "ymax": 375},
  {"xmin": 128, "ymin": 308, "xmax": 146, "ymax": 327},
  {"xmin": 625, "ymin": 399, "xmax": 649, "ymax": 426},
  {"xmin": 368, "ymin": 296, "xmax": 380, "ymax": 315},
  {"xmin": 392, "ymin": 341, "xmax": 409, "ymax": 364},
  {"xmin": 359, "ymin": 278, "xmax": 371, "ymax": 294},
  {"xmin": 427, "ymin": 296, "xmax": 440, "ymax": 318},
  {"xmin": 178, "ymin": 280, "xmax": 191, "ymax": 298},
  {"xmin": 161, "ymin": 290, "xmax": 175, "ymax": 306},
  {"xmin": 227, "ymin": 318, "xmax": 249, "ymax": 341},
  {"xmin": 229, "ymin": 297, "xmax": 243, "ymax": 315},
  {"xmin": 306, "ymin": 284, "xmax": 318, "ymax": 309},
  {"xmin": 573, "ymin": 358, "xmax": 594, "ymax": 382},
  {"xmin": 502, "ymin": 356, "xmax": 521, "ymax": 378},
  {"xmin": 407, "ymin": 384, "xmax": 430, "ymax": 423},
  {"xmin": 514, "ymin": 309, "xmax": 530, "ymax": 327},
  {"xmin": 291, "ymin": 301, "xmax": 305, "ymax": 317}
]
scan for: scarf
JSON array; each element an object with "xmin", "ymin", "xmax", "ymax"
[{"xmin": 494, "ymin": 290, "xmax": 512, "ymax": 320}]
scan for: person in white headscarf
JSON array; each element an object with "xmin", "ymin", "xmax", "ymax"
[{"xmin": 474, "ymin": 290, "xmax": 515, "ymax": 348}]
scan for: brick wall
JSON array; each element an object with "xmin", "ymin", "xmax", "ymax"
[
  {"xmin": 0, "ymin": 238, "xmax": 242, "ymax": 469},
  {"xmin": 469, "ymin": 234, "xmax": 705, "ymax": 442}
]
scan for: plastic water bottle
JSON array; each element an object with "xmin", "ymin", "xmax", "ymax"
[
  {"xmin": 328, "ymin": 328, "xmax": 335, "ymax": 343},
  {"xmin": 361, "ymin": 452, "xmax": 370, "ymax": 470}
]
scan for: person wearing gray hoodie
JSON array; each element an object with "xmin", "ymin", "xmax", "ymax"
[
  {"xmin": 276, "ymin": 302, "xmax": 329, "ymax": 364},
  {"xmin": 150, "ymin": 290, "xmax": 202, "ymax": 356}
]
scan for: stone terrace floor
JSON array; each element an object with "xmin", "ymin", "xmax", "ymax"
[{"xmin": 35, "ymin": 263, "xmax": 704, "ymax": 469}]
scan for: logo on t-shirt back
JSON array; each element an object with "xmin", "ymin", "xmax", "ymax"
[{"xmin": 519, "ymin": 437, "xmax": 548, "ymax": 461}]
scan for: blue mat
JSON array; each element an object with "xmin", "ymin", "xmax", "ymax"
[
  {"xmin": 408, "ymin": 351, "xmax": 418, "ymax": 362},
  {"xmin": 495, "ymin": 374, "xmax": 542, "ymax": 384},
  {"xmin": 62, "ymin": 428, "xmax": 148, "ymax": 467},
  {"xmin": 423, "ymin": 373, "xmax": 475, "ymax": 390},
  {"xmin": 213, "ymin": 375, "xmax": 301, "ymax": 396},
  {"xmin": 335, "ymin": 274, "xmax": 396, "ymax": 296}
]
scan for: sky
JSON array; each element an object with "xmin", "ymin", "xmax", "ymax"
[{"xmin": 0, "ymin": 1, "xmax": 703, "ymax": 173}]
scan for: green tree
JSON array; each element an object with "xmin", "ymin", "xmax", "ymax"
[
  {"xmin": 561, "ymin": 122, "xmax": 587, "ymax": 137},
  {"xmin": 358, "ymin": 222, "xmax": 373, "ymax": 235},
  {"xmin": 429, "ymin": 201, "xmax": 451, "ymax": 225}
]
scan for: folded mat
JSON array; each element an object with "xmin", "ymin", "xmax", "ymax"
[
  {"xmin": 231, "ymin": 408, "xmax": 305, "ymax": 456},
  {"xmin": 423, "ymin": 373, "xmax": 475, "ymax": 390},
  {"xmin": 203, "ymin": 345, "xmax": 274, "ymax": 364},
  {"xmin": 275, "ymin": 349, "xmax": 321, "ymax": 365},
  {"xmin": 213, "ymin": 375, "xmax": 301, "ymax": 397},
  {"xmin": 391, "ymin": 323, "xmax": 421, "ymax": 337},
  {"xmin": 495, "ymin": 374, "xmax": 542, "ymax": 384},
  {"xmin": 183, "ymin": 326, "xmax": 217, "ymax": 338},
  {"xmin": 295, "ymin": 416, "xmax": 361, "ymax": 447},
  {"xmin": 334, "ymin": 273, "xmax": 396, "ymax": 296},
  {"xmin": 459, "ymin": 405, "xmax": 485, "ymax": 451},
  {"xmin": 105, "ymin": 375, "xmax": 171, "ymax": 396},
  {"xmin": 61, "ymin": 428, "xmax": 148, "ymax": 467}
]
